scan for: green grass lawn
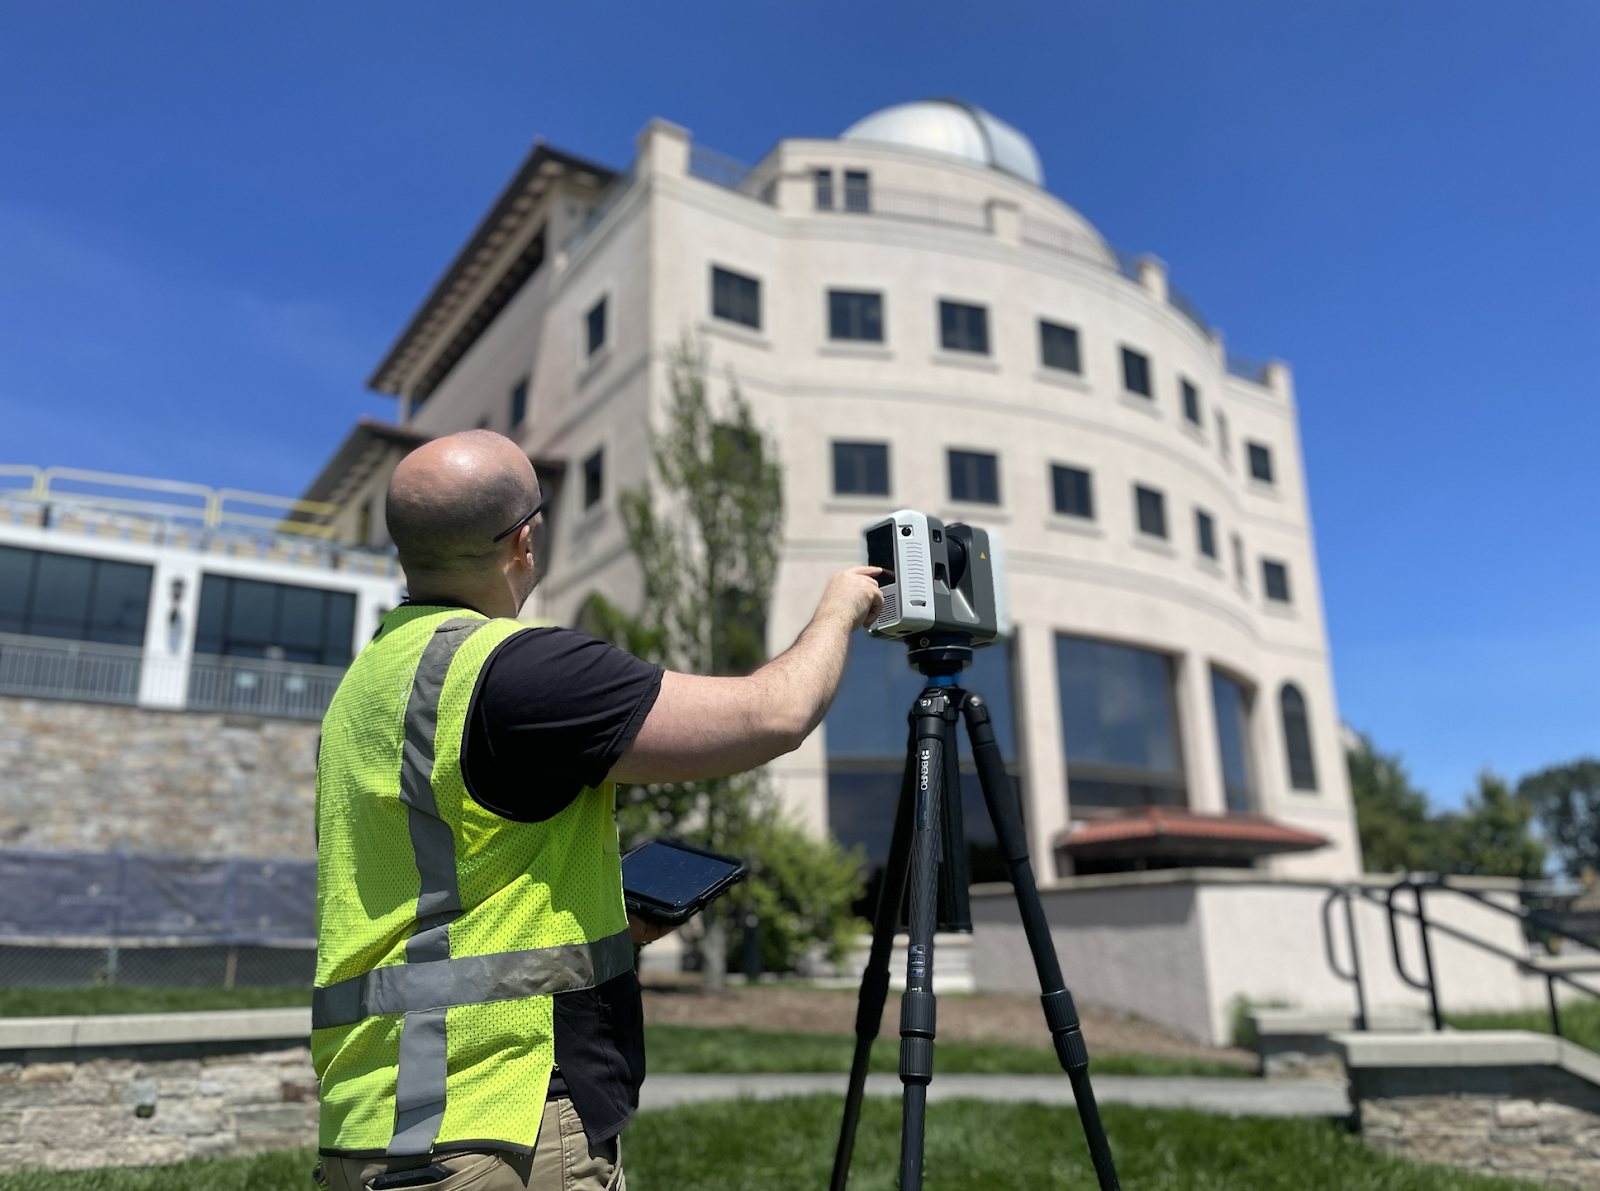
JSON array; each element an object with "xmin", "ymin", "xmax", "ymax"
[
  {"xmin": 1448, "ymin": 997, "xmax": 1600, "ymax": 1053},
  {"xmin": 0, "ymin": 986, "xmax": 312, "ymax": 1017},
  {"xmin": 0, "ymin": 1097, "xmax": 1543, "ymax": 1191},
  {"xmin": 644, "ymin": 1024, "xmax": 1251, "ymax": 1078}
]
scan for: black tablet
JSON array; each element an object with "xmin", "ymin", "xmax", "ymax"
[{"xmin": 622, "ymin": 839, "xmax": 748, "ymax": 926}]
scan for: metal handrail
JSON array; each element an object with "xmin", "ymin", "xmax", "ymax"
[
  {"xmin": 1321, "ymin": 874, "xmax": 1600, "ymax": 1042},
  {"xmin": 1321, "ymin": 887, "xmax": 1368, "ymax": 1030},
  {"xmin": 1, "ymin": 464, "xmax": 343, "ymax": 539}
]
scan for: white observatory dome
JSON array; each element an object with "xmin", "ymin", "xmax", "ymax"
[{"xmin": 841, "ymin": 99, "xmax": 1045, "ymax": 187}]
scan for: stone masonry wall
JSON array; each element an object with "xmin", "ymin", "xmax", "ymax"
[
  {"xmin": 0, "ymin": 1048, "xmax": 318, "ymax": 1171},
  {"xmin": 0, "ymin": 695, "xmax": 318, "ymax": 860},
  {"xmin": 1361, "ymin": 1095, "xmax": 1600, "ymax": 1189}
]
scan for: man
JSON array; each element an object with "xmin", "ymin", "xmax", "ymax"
[{"xmin": 314, "ymin": 430, "xmax": 883, "ymax": 1191}]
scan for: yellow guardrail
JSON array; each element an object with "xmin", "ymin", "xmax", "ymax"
[{"xmin": 0, "ymin": 465, "xmax": 343, "ymax": 540}]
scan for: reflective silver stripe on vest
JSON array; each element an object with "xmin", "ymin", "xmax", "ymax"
[
  {"xmin": 312, "ymin": 930, "xmax": 635, "ymax": 1029},
  {"xmin": 388, "ymin": 617, "xmax": 483, "ymax": 1155}
]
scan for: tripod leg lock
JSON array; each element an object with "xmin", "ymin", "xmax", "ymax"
[
  {"xmin": 1042, "ymin": 989, "xmax": 1091, "ymax": 1073},
  {"xmin": 899, "ymin": 988, "xmax": 937, "ymax": 1084}
]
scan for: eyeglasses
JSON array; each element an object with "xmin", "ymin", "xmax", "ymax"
[{"xmin": 492, "ymin": 492, "xmax": 549, "ymax": 543}]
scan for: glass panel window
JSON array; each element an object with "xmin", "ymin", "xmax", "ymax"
[
  {"xmin": 814, "ymin": 169, "xmax": 834, "ymax": 210},
  {"xmin": 1196, "ymin": 509, "xmax": 1217, "ymax": 558},
  {"xmin": 833, "ymin": 442, "xmax": 890, "ymax": 496},
  {"xmin": 1248, "ymin": 442, "xmax": 1275, "ymax": 484},
  {"xmin": 828, "ymin": 291, "xmax": 884, "ymax": 342},
  {"xmin": 1056, "ymin": 634, "xmax": 1186, "ymax": 810},
  {"xmin": 712, "ymin": 266, "xmax": 761, "ymax": 330},
  {"xmin": 1262, "ymin": 560, "xmax": 1291, "ymax": 603},
  {"xmin": 1051, "ymin": 465, "xmax": 1093, "ymax": 519},
  {"xmin": 586, "ymin": 298, "xmax": 607, "ymax": 356},
  {"xmin": 194, "ymin": 575, "xmax": 355, "ymax": 666},
  {"xmin": 1280, "ymin": 683, "xmax": 1319, "ymax": 790},
  {"xmin": 584, "ymin": 449, "xmax": 604, "ymax": 508},
  {"xmin": 0, "ymin": 546, "xmax": 152, "ymax": 645},
  {"xmin": 1135, "ymin": 485, "xmax": 1167, "ymax": 538},
  {"xmin": 843, "ymin": 170, "xmax": 870, "ymax": 212},
  {"xmin": 1182, "ymin": 379, "xmax": 1201, "ymax": 424},
  {"xmin": 1039, "ymin": 321, "xmax": 1081, "ymax": 373},
  {"xmin": 826, "ymin": 634, "xmax": 1018, "ymax": 887},
  {"xmin": 509, "ymin": 378, "xmax": 528, "ymax": 429},
  {"xmin": 949, "ymin": 450, "xmax": 1000, "ymax": 504},
  {"xmin": 1211, "ymin": 669, "xmax": 1255, "ymax": 812},
  {"xmin": 1122, "ymin": 347, "xmax": 1151, "ymax": 397},
  {"xmin": 939, "ymin": 301, "xmax": 989, "ymax": 354}
]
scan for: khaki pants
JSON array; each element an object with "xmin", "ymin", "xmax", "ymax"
[{"xmin": 321, "ymin": 1099, "xmax": 623, "ymax": 1191}]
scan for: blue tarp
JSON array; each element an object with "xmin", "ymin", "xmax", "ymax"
[{"xmin": 0, "ymin": 849, "xmax": 315, "ymax": 944}]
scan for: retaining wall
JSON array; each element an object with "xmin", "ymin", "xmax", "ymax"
[{"xmin": 0, "ymin": 695, "xmax": 318, "ymax": 859}]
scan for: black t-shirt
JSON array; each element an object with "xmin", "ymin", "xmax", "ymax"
[{"xmin": 454, "ymin": 617, "xmax": 663, "ymax": 1146}]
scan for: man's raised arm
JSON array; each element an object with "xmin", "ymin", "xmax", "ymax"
[{"xmin": 607, "ymin": 567, "xmax": 884, "ymax": 784}]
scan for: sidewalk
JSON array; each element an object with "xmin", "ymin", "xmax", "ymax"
[{"xmin": 639, "ymin": 1073, "xmax": 1351, "ymax": 1118}]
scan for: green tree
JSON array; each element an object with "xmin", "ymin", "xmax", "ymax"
[
  {"xmin": 1346, "ymin": 732, "xmax": 1441, "ymax": 872},
  {"xmin": 581, "ymin": 337, "xmax": 864, "ymax": 981},
  {"xmin": 1348, "ymin": 733, "xmax": 1547, "ymax": 877},
  {"xmin": 1434, "ymin": 771, "xmax": 1546, "ymax": 879},
  {"xmin": 1519, "ymin": 758, "xmax": 1600, "ymax": 877}
]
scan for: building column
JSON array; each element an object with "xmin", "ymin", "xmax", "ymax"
[
  {"xmin": 634, "ymin": 117, "xmax": 691, "ymax": 179},
  {"xmin": 1176, "ymin": 651, "xmax": 1225, "ymax": 815},
  {"xmin": 138, "ymin": 557, "xmax": 202, "ymax": 709},
  {"xmin": 1012, "ymin": 621, "xmax": 1068, "ymax": 879}
]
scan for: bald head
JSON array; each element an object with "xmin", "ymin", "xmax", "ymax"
[{"xmin": 386, "ymin": 430, "xmax": 540, "ymax": 578}]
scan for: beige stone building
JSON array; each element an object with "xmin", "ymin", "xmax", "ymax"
[{"xmin": 318, "ymin": 100, "xmax": 1360, "ymax": 885}]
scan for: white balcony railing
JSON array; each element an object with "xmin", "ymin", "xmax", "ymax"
[{"xmin": 0, "ymin": 634, "xmax": 346, "ymax": 720}]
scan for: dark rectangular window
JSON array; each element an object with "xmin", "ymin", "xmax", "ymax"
[
  {"xmin": 829, "ymin": 291, "xmax": 884, "ymax": 342},
  {"xmin": 586, "ymin": 297, "xmax": 607, "ymax": 356},
  {"xmin": 1211, "ymin": 669, "xmax": 1255, "ymax": 813},
  {"xmin": 1196, "ymin": 509, "xmax": 1217, "ymax": 558},
  {"xmin": 1056, "ymin": 634, "xmax": 1186, "ymax": 811},
  {"xmin": 949, "ymin": 450, "xmax": 1000, "ymax": 504},
  {"xmin": 814, "ymin": 169, "xmax": 834, "ymax": 210},
  {"xmin": 1135, "ymin": 485, "xmax": 1167, "ymax": 538},
  {"xmin": 1248, "ymin": 442, "xmax": 1275, "ymax": 484},
  {"xmin": 0, "ymin": 546, "xmax": 152, "ymax": 646},
  {"xmin": 193, "ymin": 576, "xmax": 355, "ymax": 666},
  {"xmin": 833, "ymin": 442, "xmax": 890, "ymax": 496},
  {"xmin": 1039, "ymin": 321, "xmax": 1081, "ymax": 373},
  {"xmin": 509, "ymin": 378, "xmax": 528, "ymax": 429},
  {"xmin": 1051, "ymin": 465, "xmax": 1093, "ymax": 519},
  {"xmin": 843, "ymin": 170, "xmax": 870, "ymax": 212},
  {"xmin": 712, "ymin": 266, "xmax": 761, "ymax": 330},
  {"xmin": 1262, "ymin": 559, "xmax": 1291, "ymax": 603},
  {"xmin": 1122, "ymin": 347, "xmax": 1151, "ymax": 397},
  {"xmin": 940, "ymin": 301, "xmax": 989, "ymax": 354},
  {"xmin": 584, "ymin": 448, "xmax": 604, "ymax": 509},
  {"xmin": 1182, "ymin": 379, "xmax": 1201, "ymax": 424}
]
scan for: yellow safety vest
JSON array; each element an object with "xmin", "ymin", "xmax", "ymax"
[{"xmin": 311, "ymin": 605, "xmax": 631, "ymax": 1155}]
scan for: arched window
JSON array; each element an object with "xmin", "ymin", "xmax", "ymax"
[{"xmin": 1280, "ymin": 683, "xmax": 1318, "ymax": 791}]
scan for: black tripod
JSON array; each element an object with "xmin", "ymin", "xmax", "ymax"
[{"xmin": 830, "ymin": 634, "xmax": 1120, "ymax": 1191}]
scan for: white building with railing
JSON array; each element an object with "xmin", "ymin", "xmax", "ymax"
[{"xmin": 0, "ymin": 465, "xmax": 405, "ymax": 722}]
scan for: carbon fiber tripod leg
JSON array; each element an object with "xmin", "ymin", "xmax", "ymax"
[
  {"xmin": 830, "ymin": 732, "xmax": 917, "ymax": 1191},
  {"xmin": 962, "ymin": 693, "xmax": 1121, "ymax": 1191}
]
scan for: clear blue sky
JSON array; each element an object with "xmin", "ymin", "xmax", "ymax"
[{"xmin": 1, "ymin": 2, "xmax": 1595, "ymax": 809}]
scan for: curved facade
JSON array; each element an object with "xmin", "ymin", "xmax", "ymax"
[{"xmin": 352, "ymin": 106, "xmax": 1361, "ymax": 882}]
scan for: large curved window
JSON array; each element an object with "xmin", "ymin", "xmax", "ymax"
[
  {"xmin": 1280, "ymin": 683, "xmax": 1318, "ymax": 791},
  {"xmin": 825, "ymin": 635, "xmax": 1017, "ymax": 887},
  {"xmin": 1210, "ymin": 669, "xmax": 1255, "ymax": 812},
  {"xmin": 1056, "ymin": 635, "xmax": 1185, "ymax": 811}
]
